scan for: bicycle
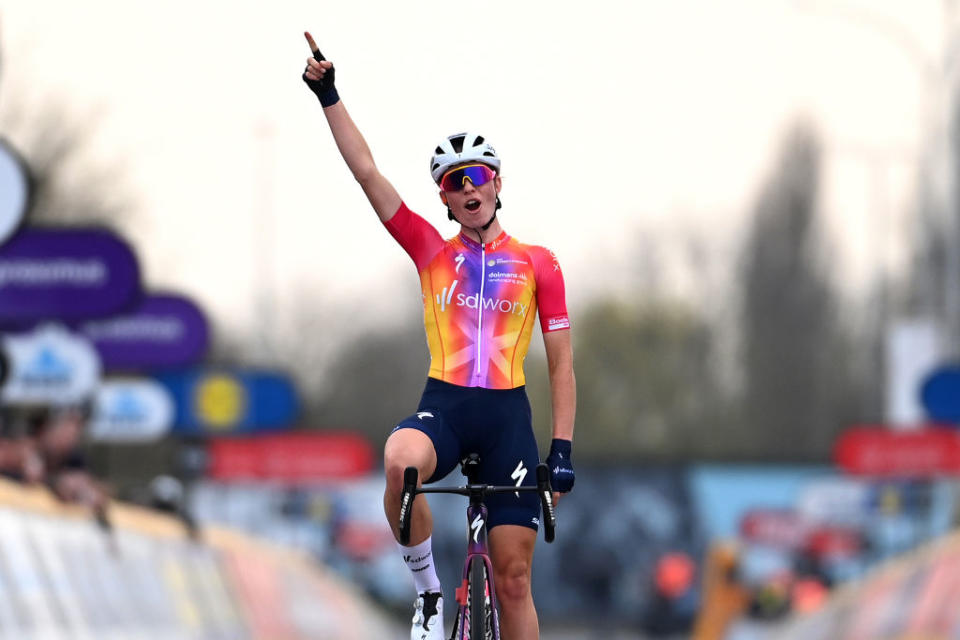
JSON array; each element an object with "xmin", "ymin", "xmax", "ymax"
[{"xmin": 398, "ymin": 453, "xmax": 557, "ymax": 640}]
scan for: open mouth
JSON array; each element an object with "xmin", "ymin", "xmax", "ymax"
[{"xmin": 465, "ymin": 199, "xmax": 481, "ymax": 212}]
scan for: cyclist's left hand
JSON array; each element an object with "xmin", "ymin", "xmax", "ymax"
[{"xmin": 546, "ymin": 438, "xmax": 574, "ymax": 503}]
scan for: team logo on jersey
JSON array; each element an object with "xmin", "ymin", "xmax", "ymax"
[
  {"xmin": 455, "ymin": 293, "xmax": 528, "ymax": 317},
  {"xmin": 454, "ymin": 254, "xmax": 465, "ymax": 273},
  {"xmin": 436, "ymin": 280, "xmax": 459, "ymax": 312}
]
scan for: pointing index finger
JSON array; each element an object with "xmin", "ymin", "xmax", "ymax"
[{"xmin": 303, "ymin": 31, "xmax": 325, "ymax": 61}]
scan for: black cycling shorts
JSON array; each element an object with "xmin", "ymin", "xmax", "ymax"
[{"xmin": 393, "ymin": 378, "xmax": 541, "ymax": 531}]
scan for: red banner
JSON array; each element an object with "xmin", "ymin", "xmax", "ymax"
[
  {"xmin": 209, "ymin": 432, "xmax": 375, "ymax": 482},
  {"xmin": 833, "ymin": 426, "xmax": 960, "ymax": 477}
]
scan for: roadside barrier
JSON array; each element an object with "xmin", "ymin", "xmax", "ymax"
[{"xmin": 0, "ymin": 478, "xmax": 400, "ymax": 639}]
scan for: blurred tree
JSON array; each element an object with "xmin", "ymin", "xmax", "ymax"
[
  {"xmin": 0, "ymin": 102, "xmax": 132, "ymax": 227},
  {"xmin": 0, "ymin": 45, "xmax": 132, "ymax": 229},
  {"xmin": 737, "ymin": 122, "xmax": 860, "ymax": 460},
  {"xmin": 526, "ymin": 297, "xmax": 729, "ymax": 462},
  {"xmin": 310, "ymin": 321, "xmax": 428, "ymax": 452},
  {"xmin": 906, "ymin": 87, "xmax": 960, "ymax": 346}
]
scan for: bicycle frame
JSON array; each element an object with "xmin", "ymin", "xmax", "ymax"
[
  {"xmin": 399, "ymin": 455, "xmax": 556, "ymax": 640},
  {"xmin": 455, "ymin": 498, "xmax": 499, "ymax": 639}
]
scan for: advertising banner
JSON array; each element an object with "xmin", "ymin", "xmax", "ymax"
[
  {"xmin": 0, "ymin": 227, "xmax": 140, "ymax": 322},
  {"xmin": 88, "ymin": 378, "xmax": 175, "ymax": 443},
  {"xmin": 78, "ymin": 293, "xmax": 209, "ymax": 371},
  {"xmin": 0, "ymin": 139, "xmax": 30, "ymax": 248},
  {"xmin": 920, "ymin": 365, "xmax": 960, "ymax": 423},
  {"xmin": 155, "ymin": 369, "xmax": 299, "ymax": 435},
  {"xmin": 208, "ymin": 432, "xmax": 375, "ymax": 482},
  {"xmin": 834, "ymin": 426, "xmax": 960, "ymax": 477},
  {"xmin": 1, "ymin": 324, "xmax": 101, "ymax": 406}
]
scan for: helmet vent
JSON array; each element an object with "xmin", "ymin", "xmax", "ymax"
[{"xmin": 429, "ymin": 131, "xmax": 500, "ymax": 183}]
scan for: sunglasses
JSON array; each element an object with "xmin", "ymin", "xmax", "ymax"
[{"xmin": 439, "ymin": 164, "xmax": 497, "ymax": 192}]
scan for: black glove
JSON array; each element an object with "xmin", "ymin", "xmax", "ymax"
[
  {"xmin": 545, "ymin": 438, "xmax": 575, "ymax": 493},
  {"xmin": 302, "ymin": 40, "xmax": 339, "ymax": 107}
]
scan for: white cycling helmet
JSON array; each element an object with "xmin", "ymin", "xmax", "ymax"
[{"xmin": 429, "ymin": 132, "xmax": 501, "ymax": 184}]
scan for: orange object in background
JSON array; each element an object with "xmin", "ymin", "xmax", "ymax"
[{"xmin": 692, "ymin": 543, "xmax": 750, "ymax": 640}]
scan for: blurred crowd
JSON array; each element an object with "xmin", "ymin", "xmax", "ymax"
[
  {"xmin": 0, "ymin": 404, "xmax": 199, "ymax": 543},
  {"xmin": 0, "ymin": 405, "xmax": 109, "ymax": 515}
]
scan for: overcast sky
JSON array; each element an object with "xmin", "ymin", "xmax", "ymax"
[{"xmin": 0, "ymin": 0, "xmax": 952, "ymax": 339}]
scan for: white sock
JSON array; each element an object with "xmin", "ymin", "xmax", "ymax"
[{"xmin": 398, "ymin": 536, "xmax": 441, "ymax": 594}]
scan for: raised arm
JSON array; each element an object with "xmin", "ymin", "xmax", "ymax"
[{"xmin": 302, "ymin": 32, "xmax": 401, "ymax": 223}]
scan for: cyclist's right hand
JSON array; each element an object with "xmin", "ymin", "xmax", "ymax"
[{"xmin": 302, "ymin": 31, "xmax": 339, "ymax": 107}]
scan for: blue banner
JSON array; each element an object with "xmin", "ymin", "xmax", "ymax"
[
  {"xmin": 921, "ymin": 365, "xmax": 960, "ymax": 424},
  {"xmin": 154, "ymin": 370, "xmax": 299, "ymax": 435}
]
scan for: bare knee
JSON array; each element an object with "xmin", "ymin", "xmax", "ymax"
[
  {"xmin": 383, "ymin": 429, "xmax": 437, "ymax": 492},
  {"xmin": 494, "ymin": 558, "xmax": 532, "ymax": 605}
]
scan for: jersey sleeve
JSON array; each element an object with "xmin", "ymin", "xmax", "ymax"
[
  {"xmin": 531, "ymin": 246, "xmax": 570, "ymax": 332},
  {"xmin": 384, "ymin": 202, "xmax": 445, "ymax": 271}
]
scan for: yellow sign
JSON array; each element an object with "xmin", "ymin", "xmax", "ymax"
[{"xmin": 193, "ymin": 374, "xmax": 246, "ymax": 429}]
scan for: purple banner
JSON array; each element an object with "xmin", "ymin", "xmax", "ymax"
[
  {"xmin": 0, "ymin": 227, "xmax": 140, "ymax": 322},
  {"xmin": 77, "ymin": 294, "xmax": 210, "ymax": 371}
]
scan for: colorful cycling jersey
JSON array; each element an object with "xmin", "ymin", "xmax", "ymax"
[{"xmin": 385, "ymin": 202, "xmax": 570, "ymax": 389}]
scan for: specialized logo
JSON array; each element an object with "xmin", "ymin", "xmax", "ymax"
[
  {"xmin": 511, "ymin": 460, "xmax": 527, "ymax": 497},
  {"xmin": 470, "ymin": 513, "xmax": 484, "ymax": 543},
  {"xmin": 416, "ymin": 411, "xmax": 434, "ymax": 420},
  {"xmin": 436, "ymin": 279, "xmax": 459, "ymax": 312},
  {"xmin": 454, "ymin": 254, "xmax": 465, "ymax": 273}
]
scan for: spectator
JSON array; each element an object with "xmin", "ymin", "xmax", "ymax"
[
  {"xmin": 36, "ymin": 406, "xmax": 110, "ymax": 511},
  {"xmin": 149, "ymin": 474, "xmax": 200, "ymax": 540},
  {"xmin": 0, "ymin": 408, "xmax": 49, "ymax": 483}
]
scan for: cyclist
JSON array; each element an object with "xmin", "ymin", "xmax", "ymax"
[{"xmin": 302, "ymin": 32, "xmax": 576, "ymax": 640}]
